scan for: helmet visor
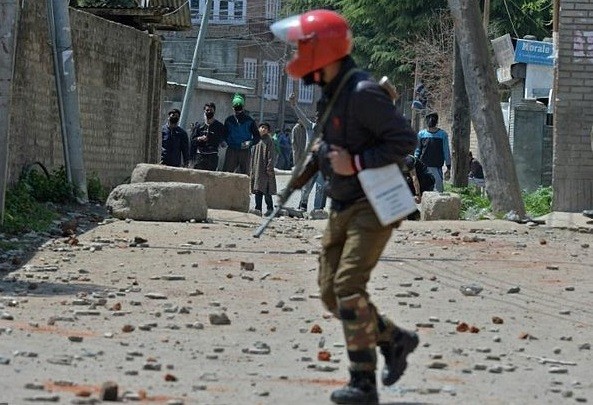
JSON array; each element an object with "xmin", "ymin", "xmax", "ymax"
[{"xmin": 271, "ymin": 15, "xmax": 306, "ymax": 43}]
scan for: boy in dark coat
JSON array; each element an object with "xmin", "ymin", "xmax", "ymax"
[{"xmin": 249, "ymin": 123, "xmax": 277, "ymax": 217}]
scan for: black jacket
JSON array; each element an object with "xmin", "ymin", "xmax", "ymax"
[
  {"xmin": 316, "ymin": 57, "xmax": 417, "ymax": 208},
  {"xmin": 161, "ymin": 124, "xmax": 189, "ymax": 167},
  {"xmin": 189, "ymin": 119, "xmax": 226, "ymax": 158}
]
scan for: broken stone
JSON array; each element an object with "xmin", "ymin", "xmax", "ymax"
[
  {"xmin": 460, "ymin": 284, "xmax": 482, "ymax": 296},
  {"xmin": 209, "ymin": 312, "xmax": 231, "ymax": 325},
  {"xmin": 240, "ymin": 262, "xmax": 255, "ymax": 271},
  {"xmin": 242, "ymin": 341, "xmax": 271, "ymax": 355},
  {"xmin": 145, "ymin": 292, "xmax": 168, "ymax": 300}
]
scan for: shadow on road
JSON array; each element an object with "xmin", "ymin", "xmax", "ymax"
[{"xmin": 1, "ymin": 203, "xmax": 108, "ymax": 296}]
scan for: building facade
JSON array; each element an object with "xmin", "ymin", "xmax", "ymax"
[{"xmin": 161, "ymin": 0, "xmax": 319, "ymax": 131}]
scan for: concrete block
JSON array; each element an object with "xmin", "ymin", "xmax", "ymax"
[
  {"xmin": 106, "ymin": 182, "xmax": 207, "ymax": 222},
  {"xmin": 130, "ymin": 163, "xmax": 250, "ymax": 212},
  {"xmin": 421, "ymin": 192, "xmax": 462, "ymax": 221}
]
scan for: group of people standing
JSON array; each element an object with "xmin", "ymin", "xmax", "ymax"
[{"xmin": 160, "ymin": 92, "xmax": 326, "ymax": 217}]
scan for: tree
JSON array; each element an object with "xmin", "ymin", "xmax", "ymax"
[
  {"xmin": 284, "ymin": 0, "xmax": 552, "ymax": 88},
  {"xmin": 448, "ymin": 0, "xmax": 525, "ymax": 217}
]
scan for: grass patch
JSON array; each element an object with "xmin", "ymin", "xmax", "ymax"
[
  {"xmin": 87, "ymin": 172, "xmax": 110, "ymax": 203},
  {"xmin": 446, "ymin": 184, "xmax": 491, "ymax": 220},
  {"xmin": 2, "ymin": 181, "xmax": 58, "ymax": 235},
  {"xmin": 445, "ymin": 184, "xmax": 553, "ymax": 220},
  {"xmin": 523, "ymin": 186, "xmax": 553, "ymax": 217},
  {"xmin": 1, "ymin": 166, "xmax": 111, "ymax": 236}
]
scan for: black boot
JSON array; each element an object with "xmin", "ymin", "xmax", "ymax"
[
  {"xmin": 379, "ymin": 327, "xmax": 418, "ymax": 386},
  {"xmin": 330, "ymin": 370, "xmax": 378, "ymax": 404}
]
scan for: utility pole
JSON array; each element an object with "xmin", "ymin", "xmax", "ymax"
[
  {"xmin": 276, "ymin": 44, "xmax": 290, "ymax": 130},
  {"xmin": 180, "ymin": 0, "xmax": 212, "ymax": 130},
  {"xmin": 0, "ymin": 0, "xmax": 20, "ymax": 223},
  {"xmin": 48, "ymin": 0, "xmax": 88, "ymax": 202},
  {"xmin": 483, "ymin": 0, "xmax": 490, "ymax": 33},
  {"xmin": 259, "ymin": 67, "xmax": 266, "ymax": 124},
  {"xmin": 448, "ymin": 0, "xmax": 525, "ymax": 217}
]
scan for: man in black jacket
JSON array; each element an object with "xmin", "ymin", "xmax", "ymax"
[
  {"xmin": 189, "ymin": 102, "xmax": 226, "ymax": 171},
  {"xmin": 272, "ymin": 10, "xmax": 419, "ymax": 404},
  {"xmin": 161, "ymin": 108, "xmax": 189, "ymax": 167}
]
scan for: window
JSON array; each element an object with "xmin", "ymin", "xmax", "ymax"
[
  {"xmin": 191, "ymin": 0, "xmax": 246, "ymax": 24},
  {"xmin": 298, "ymin": 80, "xmax": 314, "ymax": 104},
  {"xmin": 263, "ymin": 60, "xmax": 279, "ymax": 100},
  {"xmin": 285, "ymin": 79, "xmax": 294, "ymax": 100},
  {"xmin": 285, "ymin": 78, "xmax": 314, "ymax": 104},
  {"xmin": 219, "ymin": 0, "xmax": 229, "ymax": 20},
  {"xmin": 243, "ymin": 58, "xmax": 257, "ymax": 80},
  {"xmin": 265, "ymin": 0, "xmax": 280, "ymax": 20}
]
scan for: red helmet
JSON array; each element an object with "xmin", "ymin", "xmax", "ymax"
[{"xmin": 271, "ymin": 9, "xmax": 353, "ymax": 78}]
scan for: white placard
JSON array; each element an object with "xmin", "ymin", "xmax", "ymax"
[{"xmin": 357, "ymin": 163, "xmax": 418, "ymax": 226}]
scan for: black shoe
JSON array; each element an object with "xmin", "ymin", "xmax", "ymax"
[
  {"xmin": 379, "ymin": 327, "xmax": 419, "ymax": 386},
  {"xmin": 330, "ymin": 370, "xmax": 378, "ymax": 404},
  {"xmin": 264, "ymin": 209, "xmax": 274, "ymax": 217},
  {"xmin": 298, "ymin": 203, "xmax": 307, "ymax": 212}
]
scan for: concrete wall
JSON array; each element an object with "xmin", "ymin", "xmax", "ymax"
[
  {"xmin": 554, "ymin": 1, "xmax": 593, "ymax": 211},
  {"xmin": 512, "ymin": 99, "xmax": 550, "ymax": 192},
  {"xmin": 8, "ymin": 1, "xmax": 164, "ymax": 188}
]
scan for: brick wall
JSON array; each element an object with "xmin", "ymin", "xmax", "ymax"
[
  {"xmin": 8, "ymin": 1, "xmax": 164, "ymax": 188},
  {"xmin": 554, "ymin": 1, "xmax": 593, "ymax": 211}
]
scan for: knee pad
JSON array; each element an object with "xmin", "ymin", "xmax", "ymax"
[{"xmin": 338, "ymin": 294, "xmax": 378, "ymax": 367}]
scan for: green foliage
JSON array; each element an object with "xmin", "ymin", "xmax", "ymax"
[
  {"xmin": 1, "ymin": 181, "xmax": 57, "ymax": 235},
  {"xmin": 0, "ymin": 166, "xmax": 77, "ymax": 235},
  {"xmin": 523, "ymin": 186, "xmax": 553, "ymax": 218},
  {"xmin": 23, "ymin": 166, "xmax": 76, "ymax": 204},
  {"xmin": 283, "ymin": 0, "xmax": 553, "ymax": 88},
  {"xmin": 446, "ymin": 185, "xmax": 553, "ymax": 220},
  {"xmin": 87, "ymin": 172, "xmax": 109, "ymax": 203},
  {"xmin": 490, "ymin": 0, "xmax": 553, "ymax": 39},
  {"xmin": 447, "ymin": 185, "xmax": 492, "ymax": 220}
]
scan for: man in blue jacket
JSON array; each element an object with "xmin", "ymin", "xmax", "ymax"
[
  {"xmin": 222, "ymin": 94, "xmax": 260, "ymax": 175},
  {"xmin": 414, "ymin": 112, "xmax": 451, "ymax": 192}
]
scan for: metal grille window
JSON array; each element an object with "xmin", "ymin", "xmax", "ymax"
[
  {"xmin": 285, "ymin": 79, "xmax": 314, "ymax": 104},
  {"xmin": 263, "ymin": 60, "xmax": 279, "ymax": 100},
  {"xmin": 298, "ymin": 80, "xmax": 314, "ymax": 104},
  {"xmin": 243, "ymin": 58, "xmax": 257, "ymax": 80},
  {"xmin": 191, "ymin": 0, "xmax": 246, "ymax": 24},
  {"xmin": 265, "ymin": 0, "xmax": 280, "ymax": 20},
  {"xmin": 285, "ymin": 78, "xmax": 294, "ymax": 100}
]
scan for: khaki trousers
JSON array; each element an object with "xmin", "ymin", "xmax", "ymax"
[{"xmin": 318, "ymin": 200, "xmax": 396, "ymax": 365}]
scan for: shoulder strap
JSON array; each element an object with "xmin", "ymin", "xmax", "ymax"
[{"xmin": 315, "ymin": 68, "xmax": 361, "ymax": 135}]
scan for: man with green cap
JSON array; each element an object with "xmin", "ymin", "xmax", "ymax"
[{"xmin": 222, "ymin": 93, "xmax": 260, "ymax": 175}]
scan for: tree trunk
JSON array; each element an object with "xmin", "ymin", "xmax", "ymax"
[
  {"xmin": 451, "ymin": 36, "xmax": 471, "ymax": 187},
  {"xmin": 447, "ymin": 0, "xmax": 525, "ymax": 217}
]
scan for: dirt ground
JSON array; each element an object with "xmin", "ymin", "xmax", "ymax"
[{"xmin": 0, "ymin": 206, "xmax": 592, "ymax": 405}]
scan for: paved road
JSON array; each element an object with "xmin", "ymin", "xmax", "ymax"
[{"xmin": 0, "ymin": 208, "xmax": 592, "ymax": 404}]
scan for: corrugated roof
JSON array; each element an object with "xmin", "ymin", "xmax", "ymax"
[
  {"xmin": 168, "ymin": 76, "xmax": 254, "ymax": 94},
  {"xmin": 72, "ymin": 0, "xmax": 191, "ymax": 31},
  {"xmin": 149, "ymin": 0, "xmax": 191, "ymax": 31}
]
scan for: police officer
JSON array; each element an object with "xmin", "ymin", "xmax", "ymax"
[{"xmin": 272, "ymin": 9, "xmax": 419, "ymax": 404}]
